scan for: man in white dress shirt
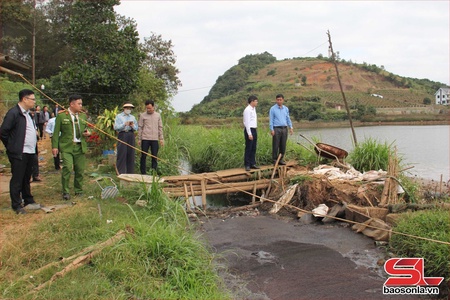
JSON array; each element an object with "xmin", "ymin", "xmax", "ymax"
[{"xmin": 243, "ymin": 95, "xmax": 259, "ymax": 172}]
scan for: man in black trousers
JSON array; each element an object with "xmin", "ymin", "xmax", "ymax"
[
  {"xmin": 0, "ymin": 89, "xmax": 40, "ymax": 214},
  {"xmin": 243, "ymin": 95, "xmax": 259, "ymax": 172}
]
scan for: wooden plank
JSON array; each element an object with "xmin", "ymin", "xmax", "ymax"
[
  {"xmin": 165, "ymin": 182, "xmax": 270, "ymax": 197},
  {"xmin": 163, "ymin": 179, "xmax": 271, "ymax": 194}
]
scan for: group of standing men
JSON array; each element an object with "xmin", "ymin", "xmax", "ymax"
[
  {"xmin": 0, "ymin": 89, "xmax": 165, "ymax": 214},
  {"xmin": 243, "ymin": 93, "xmax": 293, "ymax": 172},
  {"xmin": 1, "ymin": 88, "xmax": 288, "ymax": 215},
  {"xmin": 114, "ymin": 100, "xmax": 164, "ymax": 175}
]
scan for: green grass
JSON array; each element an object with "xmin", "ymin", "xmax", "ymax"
[
  {"xmin": 389, "ymin": 209, "xmax": 450, "ymax": 288},
  {"xmin": 0, "ymin": 180, "xmax": 230, "ymax": 299},
  {"xmin": 348, "ymin": 137, "xmax": 395, "ymax": 172},
  {"xmin": 170, "ymin": 124, "xmax": 313, "ymax": 172}
]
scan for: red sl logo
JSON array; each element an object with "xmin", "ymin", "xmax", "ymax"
[{"xmin": 384, "ymin": 258, "xmax": 444, "ymax": 286}]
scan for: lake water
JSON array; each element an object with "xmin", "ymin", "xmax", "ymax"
[{"xmin": 294, "ymin": 125, "xmax": 450, "ymax": 182}]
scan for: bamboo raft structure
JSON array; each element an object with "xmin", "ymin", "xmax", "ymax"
[{"xmin": 161, "ymin": 161, "xmax": 297, "ymax": 208}]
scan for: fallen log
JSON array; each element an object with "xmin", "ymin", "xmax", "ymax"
[{"xmin": 27, "ymin": 229, "xmax": 129, "ymax": 293}]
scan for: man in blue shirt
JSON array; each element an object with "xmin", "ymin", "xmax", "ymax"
[
  {"xmin": 269, "ymin": 94, "xmax": 294, "ymax": 165},
  {"xmin": 114, "ymin": 103, "xmax": 138, "ymax": 174}
]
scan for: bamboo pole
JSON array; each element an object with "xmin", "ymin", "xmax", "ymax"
[
  {"xmin": 183, "ymin": 183, "xmax": 191, "ymax": 212},
  {"xmin": 164, "ymin": 179, "xmax": 271, "ymax": 195},
  {"xmin": 165, "ymin": 182, "xmax": 270, "ymax": 197},
  {"xmin": 201, "ymin": 179, "xmax": 207, "ymax": 209},
  {"xmin": 252, "ymin": 182, "xmax": 257, "ymax": 204},
  {"xmin": 189, "ymin": 182, "xmax": 195, "ymax": 202},
  {"xmin": 327, "ymin": 30, "xmax": 358, "ymax": 146},
  {"xmin": 25, "ymin": 230, "xmax": 128, "ymax": 292},
  {"xmin": 266, "ymin": 154, "xmax": 282, "ymax": 196}
]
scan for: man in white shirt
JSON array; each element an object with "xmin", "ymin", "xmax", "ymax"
[{"xmin": 243, "ymin": 95, "xmax": 259, "ymax": 172}]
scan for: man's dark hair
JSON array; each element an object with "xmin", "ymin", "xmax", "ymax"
[
  {"xmin": 69, "ymin": 94, "xmax": 82, "ymax": 103},
  {"xmin": 248, "ymin": 95, "xmax": 258, "ymax": 104},
  {"xmin": 276, "ymin": 94, "xmax": 284, "ymax": 99},
  {"xmin": 145, "ymin": 100, "xmax": 155, "ymax": 106},
  {"xmin": 19, "ymin": 89, "xmax": 34, "ymax": 101}
]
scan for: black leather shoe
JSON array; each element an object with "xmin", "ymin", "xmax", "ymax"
[
  {"xmin": 245, "ymin": 166, "xmax": 250, "ymax": 171},
  {"xmin": 63, "ymin": 193, "xmax": 71, "ymax": 201},
  {"xmin": 15, "ymin": 208, "xmax": 27, "ymax": 215},
  {"xmin": 278, "ymin": 161, "xmax": 286, "ymax": 165},
  {"xmin": 250, "ymin": 165, "xmax": 260, "ymax": 169}
]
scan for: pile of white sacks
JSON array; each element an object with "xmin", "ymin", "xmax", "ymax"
[{"xmin": 310, "ymin": 164, "xmax": 388, "ymax": 182}]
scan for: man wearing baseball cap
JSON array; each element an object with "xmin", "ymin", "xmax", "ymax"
[{"xmin": 113, "ymin": 103, "xmax": 138, "ymax": 174}]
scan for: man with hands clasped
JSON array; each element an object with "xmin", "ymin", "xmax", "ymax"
[{"xmin": 114, "ymin": 103, "xmax": 138, "ymax": 174}]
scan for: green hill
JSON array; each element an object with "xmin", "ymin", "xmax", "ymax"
[{"xmin": 188, "ymin": 54, "xmax": 447, "ymax": 121}]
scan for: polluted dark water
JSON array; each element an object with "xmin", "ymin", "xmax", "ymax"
[{"xmin": 187, "ymin": 192, "xmax": 252, "ymax": 209}]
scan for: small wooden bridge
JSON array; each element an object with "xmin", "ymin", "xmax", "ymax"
[{"xmin": 161, "ymin": 161, "xmax": 297, "ymax": 208}]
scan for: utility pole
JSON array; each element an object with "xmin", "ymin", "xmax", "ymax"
[
  {"xmin": 32, "ymin": 0, "xmax": 36, "ymax": 84},
  {"xmin": 326, "ymin": 30, "xmax": 358, "ymax": 146}
]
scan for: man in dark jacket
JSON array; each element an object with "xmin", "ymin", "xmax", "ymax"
[{"xmin": 0, "ymin": 89, "xmax": 40, "ymax": 214}]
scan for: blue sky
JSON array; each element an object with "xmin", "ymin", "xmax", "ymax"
[{"xmin": 115, "ymin": 1, "xmax": 449, "ymax": 112}]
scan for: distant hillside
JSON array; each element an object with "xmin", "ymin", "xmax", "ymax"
[{"xmin": 188, "ymin": 55, "xmax": 447, "ymax": 120}]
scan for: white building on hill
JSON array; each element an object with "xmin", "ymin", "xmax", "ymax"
[{"xmin": 435, "ymin": 87, "xmax": 450, "ymax": 105}]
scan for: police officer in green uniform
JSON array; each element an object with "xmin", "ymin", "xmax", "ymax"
[{"xmin": 51, "ymin": 95, "xmax": 90, "ymax": 200}]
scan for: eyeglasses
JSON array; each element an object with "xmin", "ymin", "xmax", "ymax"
[{"xmin": 25, "ymin": 97, "xmax": 36, "ymax": 101}]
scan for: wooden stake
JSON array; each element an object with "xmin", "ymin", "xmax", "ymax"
[
  {"xmin": 201, "ymin": 179, "xmax": 207, "ymax": 209},
  {"xmin": 266, "ymin": 154, "xmax": 282, "ymax": 196},
  {"xmin": 183, "ymin": 183, "xmax": 191, "ymax": 212},
  {"xmin": 252, "ymin": 182, "xmax": 257, "ymax": 204},
  {"xmin": 189, "ymin": 182, "xmax": 195, "ymax": 206}
]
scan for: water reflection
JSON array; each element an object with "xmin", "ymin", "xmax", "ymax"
[{"xmin": 295, "ymin": 125, "xmax": 450, "ymax": 181}]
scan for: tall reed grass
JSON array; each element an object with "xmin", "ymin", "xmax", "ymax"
[
  {"xmin": 348, "ymin": 137, "xmax": 396, "ymax": 172},
  {"xmin": 170, "ymin": 124, "xmax": 310, "ymax": 173}
]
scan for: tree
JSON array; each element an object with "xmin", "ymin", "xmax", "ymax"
[
  {"xmin": 140, "ymin": 33, "xmax": 181, "ymax": 97},
  {"xmin": 51, "ymin": 0, "xmax": 144, "ymax": 114},
  {"xmin": 423, "ymin": 97, "xmax": 432, "ymax": 105},
  {"xmin": 128, "ymin": 68, "xmax": 173, "ymax": 114},
  {"xmin": 0, "ymin": 0, "xmax": 75, "ymax": 80}
]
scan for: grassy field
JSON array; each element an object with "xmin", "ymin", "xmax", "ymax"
[{"xmin": 0, "ymin": 138, "xmax": 230, "ymax": 299}]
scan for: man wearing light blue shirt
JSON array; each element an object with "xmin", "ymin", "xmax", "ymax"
[
  {"xmin": 269, "ymin": 94, "xmax": 294, "ymax": 165},
  {"xmin": 114, "ymin": 103, "xmax": 138, "ymax": 174}
]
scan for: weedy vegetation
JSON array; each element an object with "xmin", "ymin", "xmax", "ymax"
[{"xmin": 0, "ymin": 179, "xmax": 230, "ymax": 300}]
